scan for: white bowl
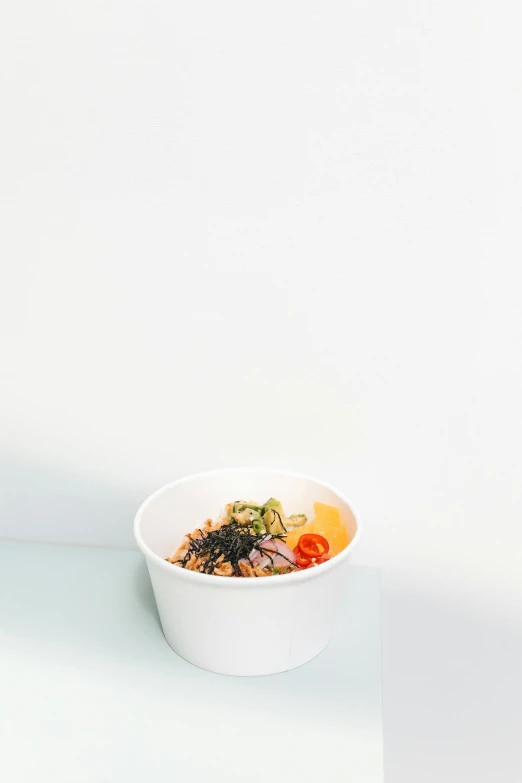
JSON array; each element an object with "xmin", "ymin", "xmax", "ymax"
[{"xmin": 134, "ymin": 468, "xmax": 361, "ymax": 676}]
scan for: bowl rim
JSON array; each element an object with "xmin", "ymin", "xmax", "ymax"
[{"xmin": 134, "ymin": 467, "xmax": 361, "ymax": 588}]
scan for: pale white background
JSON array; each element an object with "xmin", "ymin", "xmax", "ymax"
[{"xmin": 1, "ymin": 1, "xmax": 522, "ymax": 781}]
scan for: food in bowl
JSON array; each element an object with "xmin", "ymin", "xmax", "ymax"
[{"xmin": 166, "ymin": 497, "xmax": 350, "ymax": 577}]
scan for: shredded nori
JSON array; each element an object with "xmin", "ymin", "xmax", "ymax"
[
  {"xmin": 175, "ymin": 521, "xmax": 297, "ymax": 576},
  {"xmin": 273, "ymin": 509, "xmax": 287, "ymax": 532}
]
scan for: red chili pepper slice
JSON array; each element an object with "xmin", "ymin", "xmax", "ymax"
[
  {"xmin": 315, "ymin": 554, "xmax": 330, "ymax": 565},
  {"xmin": 293, "ymin": 545, "xmax": 311, "ymax": 568},
  {"xmin": 298, "ymin": 533, "xmax": 329, "ymax": 559}
]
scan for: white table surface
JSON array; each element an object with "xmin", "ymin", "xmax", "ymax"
[{"xmin": 0, "ymin": 542, "xmax": 383, "ymax": 783}]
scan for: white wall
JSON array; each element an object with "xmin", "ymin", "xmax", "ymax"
[{"xmin": 2, "ymin": 1, "xmax": 522, "ymax": 615}]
